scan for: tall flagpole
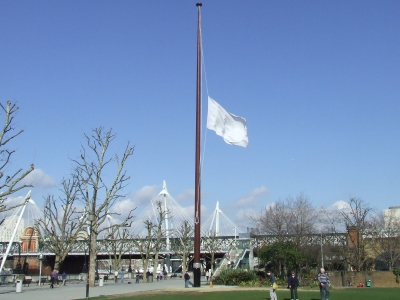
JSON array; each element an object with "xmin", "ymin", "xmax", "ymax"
[{"xmin": 193, "ymin": 2, "xmax": 202, "ymax": 287}]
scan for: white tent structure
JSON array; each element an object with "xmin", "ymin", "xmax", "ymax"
[
  {"xmin": 0, "ymin": 193, "xmax": 43, "ymax": 243},
  {"xmin": 202, "ymin": 201, "xmax": 244, "ymax": 237},
  {"xmin": 130, "ymin": 181, "xmax": 193, "ymax": 249},
  {"xmin": 130, "ymin": 181, "xmax": 243, "ymax": 245}
]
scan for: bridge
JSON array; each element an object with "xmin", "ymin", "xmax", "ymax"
[{"xmin": 0, "ymin": 182, "xmax": 348, "ymax": 276}]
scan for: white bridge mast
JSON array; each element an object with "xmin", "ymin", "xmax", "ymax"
[{"xmin": 0, "ymin": 190, "xmax": 31, "ymax": 273}]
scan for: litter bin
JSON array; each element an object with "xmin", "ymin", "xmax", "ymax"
[
  {"xmin": 366, "ymin": 280, "xmax": 371, "ymax": 287},
  {"xmin": 99, "ymin": 276, "xmax": 104, "ymax": 287},
  {"xmin": 16, "ymin": 280, "xmax": 22, "ymax": 293},
  {"xmin": 148, "ymin": 275, "xmax": 153, "ymax": 283}
]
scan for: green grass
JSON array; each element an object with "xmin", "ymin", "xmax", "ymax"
[{"xmin": 88, "ymin": 287, "xmax": 399, "ymax": 300}]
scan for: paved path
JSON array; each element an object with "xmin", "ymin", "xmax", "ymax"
[{"xmin": 0, "ymin": 278, "xmax": 234, "ymax": 299}]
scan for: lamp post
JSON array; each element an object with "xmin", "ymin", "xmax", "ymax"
[
  {"xmin": 82, "ymin": 248, "xmax": 87, "ymax": 273},
  {"xmin": 128, "ymin": 252, "xmax": 132, "ymax": 273},
  {"xmin": 234, "ymin": 226, "xmax": 237, "ymax": 248},
  {"xmin": 96, "ymin": 260, "xmax": 99, "ymax": 278},
  {"xmin": 38, "ymin": 252, "xmax": 43, "ymax": 286},
  {"xmin": 86, "ymin": 211, "xmax": 95, "ymax": 299},
  {"xmin": 321, "ymin": 231, "xmax": 324, "ymax": 269},
  {"xmin": 16, "ymin": 241, "xmax": 22, "ymax": 274}
]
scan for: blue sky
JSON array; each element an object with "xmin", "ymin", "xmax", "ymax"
[{"xmin": 1, "ymin": 1, "xmax": 399, "ymax": 230}]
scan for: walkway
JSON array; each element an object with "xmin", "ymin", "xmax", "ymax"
[{"xmin": 0, "ymin": 277, "xmax": 235, "ymax": 300}]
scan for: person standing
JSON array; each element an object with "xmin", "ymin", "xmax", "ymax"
[
  {"xmin": 114, "ymin": 270, "xmax": 118, "ymax": 283},
  {"xmin": 288, "ymin": 271, "xmax": 299, "ymax": 300},
  {"xmin": 119, "ymin": 269, "xmax": 124, "ymax": 283},
  {"xmin": 135, "ymin": 270, "xmax": 140, "ymax": 283},
  {"xmin": 266, "ymin": 271, "xmax": 278, "ymax": 300},
  {"xmin": 318, "ymin": 268, "xmax": 330, "ymax": 300},
  {"xmin": 184, "ymin": 271, "xmax": 193, "ymax": 288},
  {"xmin": 0, "ymin": 269, "xmax": 6, "ymax": 284},
  {"xmin": 146, "ymin": 270, "xmax": 150, "ymax": 281}
]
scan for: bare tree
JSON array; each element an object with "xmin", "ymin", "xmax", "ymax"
[
  {"xmin": 35, "ymin": 175, "xmax": 86, "ymax": 270},
  {"xmin": 325, "ymin": 197, "xmax": 374, "ymax": 271},
  {"xmin": 341, "ymin": 198, "xmax": 374, "ymax": 271},
  {"xmin": 171, "ymin": 220, "xmax": 193, "ymax": 276},
  {"xmin": 104, "ymin": 227, "xmax": 133, "ymax": 273},
  {"xmin": 73, "ymin": 127, "xmax": 135, "ymax": 287},
  {"xmin": 291, "ymin": 193, "xmax": 319, "ymax": 244},
  {"xmin": 0, "ymin": 100, "xmax": 34, "ymax": 212},
  {"xmin": 250, "ymin": 193, "xmax": 318, "ymax": 242},
  {"xmin": 250, "ymin": 200, "xmax": 290, "ymax": 239},
  {"xmin": 133, "ymin": 202, "xmax": 167, "ymax": 282},
  {"xmin": 202, "ymin": 230, "xmax": 219, "ymax": 275},
  {"xmin": 135, "ymin": 220, "xmax": 156, "ymax": 283},
  {"xmin": 152, "ymin": 200, "xmax": 168, "ymax": 277},
  {"xmin": 367, "ymin": 209, "xmax": 400, "ymax": 271}
]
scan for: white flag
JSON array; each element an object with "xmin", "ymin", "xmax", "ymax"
[{"xmin": 207, "ymin": 97, "xmax": 248, "ymax": 147}]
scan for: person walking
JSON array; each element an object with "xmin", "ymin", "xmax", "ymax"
[
  {"xmin": 184, "ymin": 271, "xmax": 193, "ymax": 288},
  {"xmin": 318, "ymin": 268, "xmax": 330, "ymax": 300},
  {"xmin": 55, "ymin": 270, "xmax": 60, "ymax": 286},
  {"xmin": 61, "ymin": 271, "xmax": 67, "ymax": 286},
  {"xmin": 288, "ymin": 271, "xmax": 299, "ymax": 300},
  {"xmin": 266, "ymin": 271, "xmax": 278, "ymax": 300},
  {"xmin": 50, "ymin": 269, "xmax": 57, "ymax": 288},
  {"xmin": 205, "ymin": 270, "xmax": 209, "ymax": 283}
]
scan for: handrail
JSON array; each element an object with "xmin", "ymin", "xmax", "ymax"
[{"xmin": 234, "ymin": 248, "xmax": 249, "ymax": 269}]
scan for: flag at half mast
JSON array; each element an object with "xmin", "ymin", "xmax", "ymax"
[{"xmin": 206, "ymin": 96, "xmax": 248, "ymax": 148}]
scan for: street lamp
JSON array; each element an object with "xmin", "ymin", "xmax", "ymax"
[
  {"xmin": 86, "ymin": 211, "xmax": 95, "ymax": 299},
  {"xmin": 16, "ymin": 241, "xmax": 22, "ymax": 274},
  {"xmin": 128, "ymin": 252, "xmax": 132, "ymax": 273},
  {"xmin": 233, "ymin": 227, "xmax": 237, "ymax": 248},
  {"xmin": 38, "ymin": 252, "xmax": 44, "ymax": 286},
  {"xmin": 82, "ymin": 248, "xmax": 88, "ymax": 273},
  {"xmin": 321, "ymin": 231, "xmax": 324, "ymax": 269}
]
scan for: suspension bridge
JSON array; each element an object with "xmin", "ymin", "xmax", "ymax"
[{"xmin": 0, "ymin": 181, "xmax": 245, "ymax": 251}]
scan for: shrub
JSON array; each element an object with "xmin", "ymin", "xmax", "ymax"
[
  {"xmin": 255, "ymin": 270, "xmax": 266, "ymax": 279},
  {"xmin": 394, "ymin": 268, "xmax": 400, "ymax": 284},
  {"xmin": 239, "ymin": 278, "xmax": 269, "ymax": 287},
  {"xmin": 212, "ymin": 268, "xmax": 258, "ymax": 286}
]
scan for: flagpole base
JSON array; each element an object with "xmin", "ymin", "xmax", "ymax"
[{"xmin": 193, "ymin": 267, "xmax": 201, "ymax": 287}]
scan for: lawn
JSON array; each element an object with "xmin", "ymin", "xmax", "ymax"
[{"xmin": 87, "ymin": 287, "xmax": 399, "ymax": 300}]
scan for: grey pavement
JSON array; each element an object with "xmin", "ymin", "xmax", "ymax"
[{"xmin": 0, "ymin": 277, "xmax": 235, "ymax": 299}]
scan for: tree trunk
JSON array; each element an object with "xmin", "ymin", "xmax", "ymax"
[
  {"xmin": 182, "ymin": 257, "xmax": 187, "ymax": 276},
  {"xmin": 143, "ymin": 260, "xmax": 149, "ymax": 283},
  {"xmin": 89, "ymin": 232, "xmax": 97, "ymax": 287},
  {"xmin": 54, "ymin": 255, "xmax": 63, "ymax": 271},
  {"xmin": 153, "ymin": 253, "xmax": 159, "ymax": 277},
  {"xmin": 211, "ymin": 253, "xmax": 215, "ymax": 274}
]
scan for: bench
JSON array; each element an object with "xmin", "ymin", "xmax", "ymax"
[
  {"xmin": 95, "ymin": 275, "xmax": 109, "ymax": 282},
  {"xmin": 37, "ymin": 277, "xmax": 47, "ymax": 285},
  {"xmin": 23, "ymin": 276, "xmax": 32, "ymax": 287}
]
